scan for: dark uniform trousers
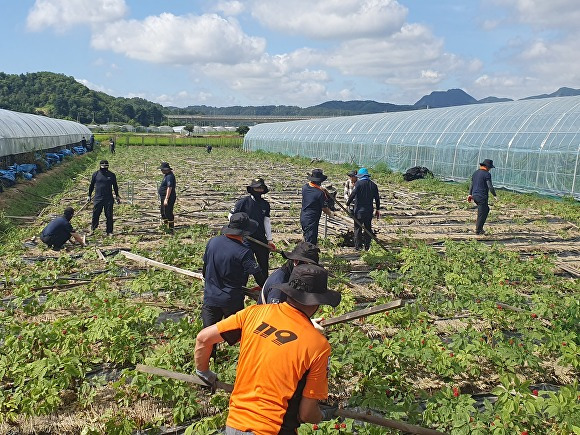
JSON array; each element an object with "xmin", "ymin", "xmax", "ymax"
[
  {"xmin": 161, "ymin": 196, "xmax": 176, "ymax": 229},
  {"xmin": 354, "ymin": 212, "xmax": 373, "ymax": 250},
  {"xmin": 249, "ymin": 240, "xmax": 270, "ymax": 278},
  {"xmin": 92, "ymin": 199, "xmax": 114, "ymax": 233},
  {"xmin": 473, "ymin": 195, "xmax": 490, "ymax": 234},
  {"xmin": 301, "ymin": 218, "xmax": 319, "ymax": 246},
  {"xmin": 201, "ymin": 303, "xmax": 243, "ymax": 359},
  {"xmin": 40, "ymin": 234, "xmax": 68, "ymax": 251}
]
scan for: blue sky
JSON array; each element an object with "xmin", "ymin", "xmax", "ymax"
[{"xmin": 1, "ymin": 0, "xmax": 580, "ymax": 108}]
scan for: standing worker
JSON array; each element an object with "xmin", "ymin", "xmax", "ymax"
[
  {"xmin": 346, "ymin": 168, "xmax": 380, "ymax": 251},
  {"xmin": 300, "ymin": 169, "xmax": 333, "ymax": 245},
  {"xmin": 202, "ymin": 212, "xmax": 267, "ymax": 339},
  {"xmin": 40, "ymin": 207, "xmax": 87, "ymax": 251},
  {"xmin": 87, "ymin": 160, "xmax": 120, "ymax": 237},
  {"xmin": 344, "ymin": 169, "xmax": 357, "ymax": 215},
  {"xmin": 158, "ymin": 162, "xmax": 177, "ymax": 233},
  {"xmin": 231, "ymin": 177, "xmax": 275, "ymax": 277},
  {"xmin": 468, "ymin": 158, "xmax": 497, "ymax": 235},
  {"xmin": 195, "ymin": 263, "xmax": 341, "ymax": 434},
  {"xmin": 258, "ymin": 241, "xmax": 320, "ymax": 304},
  {"xmin": 109, "ymin": 137, "xmax": 116, "ymax": 154},
  {"xmin": 81, "ymin": 136, "xmax": 87, "ymax": 150}
]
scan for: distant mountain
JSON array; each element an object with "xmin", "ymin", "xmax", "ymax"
[
  {"xmin": 521, "ymin": 87, "xmax": 580, "ymax": 100},
  {"xmin": 414, "ymin": 88, "xmax": 478, "ymax": 108},
  {"xmin": 2, "ymin": 71, "xmax": 580, "ymax": 124},
  {"xmin": 304, "ymin": 100, "xmax": 416, "ymax": 115},
  {"xmin": 478, "ymin": 96, "xmax": 513, "ymax": 104}
]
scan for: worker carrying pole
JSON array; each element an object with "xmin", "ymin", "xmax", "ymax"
[{"xmin": 195, "ymin": 264, "xmax": 342, "ymax": 434}]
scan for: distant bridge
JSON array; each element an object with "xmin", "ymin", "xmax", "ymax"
[{"xmin": 165, "ymin": 114, "xmax": 331, "ymax": 126}]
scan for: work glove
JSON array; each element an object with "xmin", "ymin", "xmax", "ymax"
[
  {"xmin": 467, "ymin": 195, "xmax": 473, "ymax": 203},
  {"xmin": 250, "ymin": 285, "xmax": 262, "ymax": 292},
  {"xmin": 267, "ymin": 241, "xmax": 277, "ymax": 251},
  {"xmin": 195, "ymin": 368, "xmax": 217, "ymax": 391},
  {"xmin": 116, "ymin": 196, "xmax": 121, "ymax": 204},
  {"xmin": 320, "ymin": 405, "xmax": 338, "ymax": 421},
  {"xmin": 374, "ymin": 210, "xmax": 380, "ymax": 219},
  {"xmin": 311, "ymin": 317, "xmax": 325, "ymax": 333},
  {"xmin": 86, "ymin": 196, "xmax": 91, "ymax": 203}
]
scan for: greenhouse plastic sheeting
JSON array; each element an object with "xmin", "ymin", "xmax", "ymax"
[
  {"xmin": 0, "ymin": 108, "xmax": 91, "ymax": 158},
  {"xmin": 243, "ymin": 96, "xmax": 580, "ymax": 198}
]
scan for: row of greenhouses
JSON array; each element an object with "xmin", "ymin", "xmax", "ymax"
[
  {"xmin": 0, "ymin": 108, "xmax": 91, "ymax": 158},
  {"xmin": 244, "ymin": 96, "xmax": 580, "ymax": 198}
]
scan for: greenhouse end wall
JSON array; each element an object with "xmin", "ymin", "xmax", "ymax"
[
  {"xmin": 243, "ymin": 96, "xmax": 580, "ymax": 198},
  {"xmin": 0, "ymin": 108, "xmax": 92, "ymax": 158}
]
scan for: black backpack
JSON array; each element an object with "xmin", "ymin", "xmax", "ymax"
[{"xmin": 403, "ymin": 166, "xmax": 433, "ymax": 181}]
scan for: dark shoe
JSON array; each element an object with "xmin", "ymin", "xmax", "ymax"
[{"xmin": 476, "ymin": 230, "xmax": 485, "ymax": 235}]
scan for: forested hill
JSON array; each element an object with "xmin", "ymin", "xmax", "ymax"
[
  {"xmin": 0, "ymin": 72, "xmax": 164, "ymax": 126},
  {"xmin": 2, "ymin": 71, "xmax": 579, "ymax": 125}
]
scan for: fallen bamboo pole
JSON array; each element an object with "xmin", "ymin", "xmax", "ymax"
[{"xmin": 136, "ymin": 364, "xmax": 444, "ymax": 434}]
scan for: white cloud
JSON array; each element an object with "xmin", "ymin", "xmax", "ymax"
[
  {"xmin": 213, "ymin": 1, "xmax": 246, "ymax": 16},
  {"xmin": 201, "ymin": 52, "xmax": 332, "ymax": 105},
  {"xmin": 489, "ymin": 0, "xmax": 580, "ymax": 30},
  {"xmin": 27, "ymin": 0, "xmax": 127, "ymax": 31},
  {"xmin": 324, "ymin": 24, "xmax": 445, "ymax": 78},
  {"xmin": 76, "ymin": 78, "xmax": 114, "ymax": 94},
  {"xmin": 90, "ymin": 13, "xmax": 265, "ymax": 65},
  {"xmin": 251, "ymin": 0, "xmax": 408, "ymax": 39}
]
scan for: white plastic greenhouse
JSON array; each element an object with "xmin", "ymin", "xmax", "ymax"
[
  {"xmin": 0, "ymin": 108, "xmax": 91, "ymax": 158},
  {"xmin": 243, "ymin": 96, "xmax": 580, "ymax": 198}
]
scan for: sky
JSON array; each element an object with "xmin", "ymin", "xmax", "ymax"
[{"xmin": 2, "ymin": 0, "xmax": 580, "ymax": 108}]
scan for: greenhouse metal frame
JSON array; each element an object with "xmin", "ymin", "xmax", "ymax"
[
  {"xmin": 243, "ymin": 96, "xmax": 580, "ymax": 198},
  {"xmin": 0, "ymin": 108, "xmax": 91, "ymax": 158}
]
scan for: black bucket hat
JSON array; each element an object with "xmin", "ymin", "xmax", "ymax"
[
  {"xmin": 347, "ymin": 170, "xmax": 357, "ymax": 177},
  {"xmin": 221, "ymin": 212, "xmax": 259, "ymax": 236},
  {"xmin": 281, "ymin": 241, "xmax": 320, "ymax": 264},
  {"xmin": 247, "ymin": 177, "xmax": 269, "ymax": 194},
  {"xmin": 159, "ymin": 162, "xmax": 172, "ymax": 170},
  {"xmin": 275, "ymin": 264, "xmax": 341, "ymax": 307},
  {"xmin": 480, "ymin": 159, "xmax": 495, "ymax": 168},
  {"xmin": 100, "ymin": 160, "xmax": 109, "ymax": 167},
  {"xmin": 308, "ymin": 168, "xmax": 328, "ymax": 183}
]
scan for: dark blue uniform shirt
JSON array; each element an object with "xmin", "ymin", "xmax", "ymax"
[
  {"xmin": 300, "ymin": 183, "xmax": 327, "ymax": 225},
  {"xmin": 470, "ymin": 169, "xmax": 493, "ymax": 199},
  {"xmin": 258, "ymin": 266, "xmax": 291, "ymax": 304},
  {"xmin": 232, "ymin": 195, "xmax": 270, "ymax": 243},
  {"xmin": 89, "ymin": 169, "xmax": 119, "ymax": 201},
  {"xmin": 347, "ymin": 177, "xmax": 380, "ymax": 216},
  {"xmin": 41, "ymin": 216, "xmax": 74, "ymax": 240},
  {"xmin": 158, "ymin": 172, "xmax": 177, "ymax": 199},
  {"xmin": 203, "ymin": 235, "xmax": 261, "ymax": 309}
]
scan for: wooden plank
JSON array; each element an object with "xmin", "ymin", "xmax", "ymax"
[
  {"xmin": 95, "ymin": 248, "xmax": 107, "ymax": 262},
  {"xmin": 118, "ymin": 250, "xmax": 258, "ymax": 301},
  {"xmin": 320, "ymin": 299, "xmax": 403, "ymax": 327},
  {"xmin": 119, "ymin": 250, "xmax": 204, "ymax": 279}
]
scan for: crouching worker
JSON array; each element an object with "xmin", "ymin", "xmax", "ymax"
[
  {"xmin": 40, "ymin": 207, "xmax": 86, "ymax": 251},
  {"xmin": 195, "ymin": 263, "xmax": 341, "ymax": 434}
]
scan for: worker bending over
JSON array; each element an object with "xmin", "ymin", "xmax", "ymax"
[{"xmin": 195, "ymin": 263, "xmax": 341, "ymax": 434}]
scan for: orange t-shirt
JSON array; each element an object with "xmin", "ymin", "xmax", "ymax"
[{"xmin": 216, "ymin": 302, "xmax": 331, "ymax": 434}]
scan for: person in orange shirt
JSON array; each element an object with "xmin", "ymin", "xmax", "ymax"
[{"xmin": 194, "ymin": 263, "xmax": 341, "ymax": 434}]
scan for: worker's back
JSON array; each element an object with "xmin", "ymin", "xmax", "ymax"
[{"xmin": 216, "ymin": 302, "xmax": 330, "ymax": 434}]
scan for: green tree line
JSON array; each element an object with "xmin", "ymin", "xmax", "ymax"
[{"xmin": 0, "ymin": 71, "xmax": 164, "ymax": 126}]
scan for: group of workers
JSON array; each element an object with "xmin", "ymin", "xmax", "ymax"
[{"xmin": 38, "ymin": 156, "xmax": 497, "ymax": 433}]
